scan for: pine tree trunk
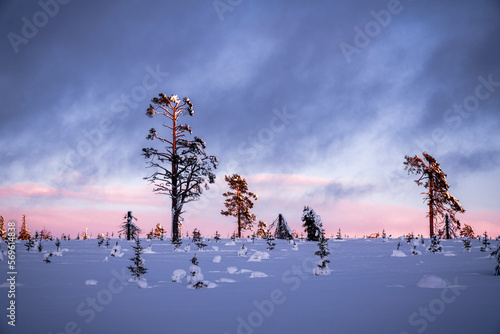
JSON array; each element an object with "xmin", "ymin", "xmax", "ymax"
[
  {"xmin": 171, "ymin": 106, "xmax": 180, "ymax": 242},
  {"xmin": 445, "ymin": 213, "xmax": 450, "ymax": 239},
  {"xmin": 429, "ymin": 182, "xmax": 434, "ymax": 238}
]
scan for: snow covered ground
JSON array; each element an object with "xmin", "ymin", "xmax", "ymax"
[{"xmin": 1, "ymin": 237, "xmax": 499, "ymax": 334}]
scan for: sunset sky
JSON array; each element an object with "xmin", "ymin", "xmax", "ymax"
[{"xmin": 1, "ymin": 0, "xmax": 499, "ymax": 238}]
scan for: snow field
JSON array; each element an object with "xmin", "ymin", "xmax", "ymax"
[{"xmin": 0, "ymin": 237, "xmax": 499, "ymax": 334}]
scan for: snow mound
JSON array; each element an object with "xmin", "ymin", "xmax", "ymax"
[
  {"xmin": 411, "ymin": 249, "xmax": 422, "ymax": 256},
  {"xmin": 247, "ymin": 253, "xmax": 262, "ymax": 262},
  {"xmin": 61, "ymin": 248, "xmax": 70, "ymax": 252},
  {"xmin": 184, "ymin": 245, "xmax": 190, "ymax": 252},
  {"xmin": 227, "ymin": 266, "xmax": 238, "ymax": 274},
  {"xmin": 211, "ymin": 246, "xmax": 219, "ymax": 251},
  {"xmin": 416, "ymin": 275, "xmax": 447, "ymax": 289},
  {"xmin": 391, "ymin": 250, "xmax": 406, "ymax": 257},
  {"xmin": 103, "ymin": 257, "xmax": 108, "ymax": 262},
  {"xmin": 225, "ymin": 241, "xmax": 236, "ymax": 246},
  {"xmin": 142, "ymin": 246, "xmax": 155, "ymax": 254},
  {"xmin": 216, "ymin": 278, "xmax": 236, "ymax": 283},
  {"xmin": 52, "ymin": 251, "xmax": 63, "ymax": 257},
  {"xmin": 136, "ymin": 279, "xmax": 148, "ymax": 289},
  {"xmin": 172, "ymin": 269, "xmax": 187, "ymax": 283},
  {"xmin": 85, "ymin": 280, "xmax": 98, "ymax": 286},
  {"xmin": 240, "ymin": 269, "xmax": 252, "ymax": 274},
  {"xmin": 444, "ymin": 252, "xmax": 456, "ymax": 257},
  {"xmin": 250, "ymin": 271, "xmax": 268, "ymax": 278},
  {"xmin": 213, "ymin": 255, "xmax": 221, "ymax": 263}
]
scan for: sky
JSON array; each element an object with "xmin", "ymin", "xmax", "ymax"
[{"xmin": 1, "ymin": 0, "xmax": 499, "ymax": 239}]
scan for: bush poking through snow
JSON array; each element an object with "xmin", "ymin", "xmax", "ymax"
[
  {"xmin": 491, "ymin": 245, "xmax": 500, "ymax": 276},
  {"xmin": 237, "ymin": 244, "xmax": 247, "ymax": 256},
  {"xmin": 411, "ymin": 246, "xmax": 421, "ymax": 255},
  {"xmin": 43, "ymin": 253, "xmax": 53, "ymax": 263},
  {"xmin": 313, "ymin": 230, "xmax": 331, "ymax": 276},
  {"xmin": 55, "ymin": 238, "xmax": 61, "ymax": 252},
  {"xmin": 110, "ymin": 242, "xmax": 124, "ymax": 257},
  {"xmin": 427, "ymin": 235, "xmax": 443, "ymax": 253},
  {"xmin": 187, "ymin": 254, "xmax": 209, "ymax": 289},
  {"xmin": 127, "ymin": 238, "xmax": 148, "ymax": 284}
]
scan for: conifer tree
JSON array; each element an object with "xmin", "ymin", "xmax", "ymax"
[
  {"xmin": 404, "ymin": 152, "xmax": 464, "ymax": 237},
  {"xmin": 127, "ymin": 238, "xmax": 148, "ymax": 281},
  {"xmin": 55, "ymin": 238, "xmax": 61, "ymax": 252},
  {"xmin": 143, "ymin": 94, "xmax": 218, "ymax": 242},
  {"xmin": 314, "ymin": 229, "xmax": 331, "ymax": 276},
  {"xmin": 460, "ymin": 224, "xmax": 475, "ymax": 239},
  {"xmin": 491, "ymin": 245, "xmax": 500, "ymax": 276},
  {"xmin": 221, "ymin": 174, "xmax": 258, "ymax": 238},
  {"xmin": 336, "ymin": 228, "xmax": 343, "ymax": 240},
  {"xmin": 153, "ymin": 223, "xmax": 166, "ymax": 239},
  {"xmin": 0, "ymin": 216, "xmax": 6, "ymax": 240},
  {"xmin": 301, "ymin": 206, "xmax": 322, "ymax": 241},
  {"xmin": 426, "ymin": 235, "xmax": 443, "ymax": 253},
  {"xmin": 462, "ymin": 237, "xmax": 472, "ymax": 252},
  {"xmin": 214, "ymin": 231, "xmax": 221, "ymax": 243},
  {"xmin": 480, "ymin": 232, "xmax": 491, "ymax": 252},
  {"xmin": 25, "ymin": 238, "xmax": 34, "ymax": 252},
  {"xmin": 18, "ymin": 215, "xmax": 32, "ymax": 240},
  {"xmin": 266, "ymin": 235, "xmax": 276, "ymax": 251},
  {"xmin": 256, "ymin": 221, "xmax": 267, "ymax": 238},
  {"xmin": 120, "ymin": 211, "xmax": 140, "ymax": 241}
]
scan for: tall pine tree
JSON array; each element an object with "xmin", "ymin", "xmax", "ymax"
[
  {"xmin": 404, "ymin": 152, "xmax": 464, "ymax": 237},
  {"xmin": 221, "ymin": 174, "xmax": 258, "ymax": 238},
  {"xmin": 143, "ymin": 94, "xmax": 218, "ymax": 242}
]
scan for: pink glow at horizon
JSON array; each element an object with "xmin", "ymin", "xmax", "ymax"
[{"xmin": 2, "ymin": 177, "xmax": 499, "ymax": 239}]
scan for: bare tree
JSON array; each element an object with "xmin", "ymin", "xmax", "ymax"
[
  {"xmin": 404, "ymin": 152, "xmax": 464, "ymax": 238},
  {"xmin": 143, "ymin": 94, "xmax": 218, "ymax": 242},
  {"xmin": 221, "ymin": 174, "xmax": 258, "ymax": 238}
]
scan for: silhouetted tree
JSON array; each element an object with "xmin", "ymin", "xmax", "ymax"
[
  {"xmin": 119, "ymin": 211, "xmax": 140, "ymax": 241},
  {"xmin": 270, "ymin": 214, "xmax": 293, "ymax": 240},
  {"xmin": 221, "ymin": 174, "xmax": 258, "ymax": 238},
  {"xmin": 143, "ymin": 94, "xmax": 218, "ymax": 242},
  {"xmin": 404, "ymin": 152, "xmax": 464, "ymax": 237}
]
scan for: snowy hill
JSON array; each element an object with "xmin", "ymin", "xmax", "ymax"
[{"xmin": 1, "ymin": 238, "xmax": 499, "ymax": 334}]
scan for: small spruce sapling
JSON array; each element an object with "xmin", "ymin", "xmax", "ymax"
[
  {"xmin": 314, "ymin": 230, "xmax": 331, "ymax": 276},
  {"xmin": 55, "ymin": 238, "xmax": 61, "ymax": 252},
  {"xmin": 266, "ymin": 235, "xmax": 276, "ymax": 250},
  {"xmin": 196, "ymin": 239, "xmax": 207, "ymax": 251},
  {"xmin": 25, "ymin": 238, "xmax": 35, "ymax": 252},
  {"xmin": 336, "ymin": 228, "xmax": 342, "ymax": 240},
  {"xmin": 426, "ymin": 235, "xmax": 443, "ymax": 253},
  {"xmin": 480, "ymin": 232, "xmax": 491, "ymax": 252},
  {"xmin": 97, "ymin": 238, "xmax": 104, "ymax": 247},
  {"xmin": 462, "ymin": 237, "xmax": 472, "ymax": 252},
  {"xmin": 127, "ymin": 238, "xmax": 148, "ymax": 283},
  {"xmin": 37, "ymin": 240, "xmax": 43, "ymax": 252},
  {"xmin": 214, "ymin": 231, "xmax": 220, "ymax": 243},
  {"xmin": 172, "ymin": 238, "xmax": 183, "ymax": 251},
  {"xmin": 491, "ymin": 245, "xmax": 500, "ymax": 276},
  {"xmin": 105, "ymin": 237, "xmax": 110, "ymax": 248}
]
